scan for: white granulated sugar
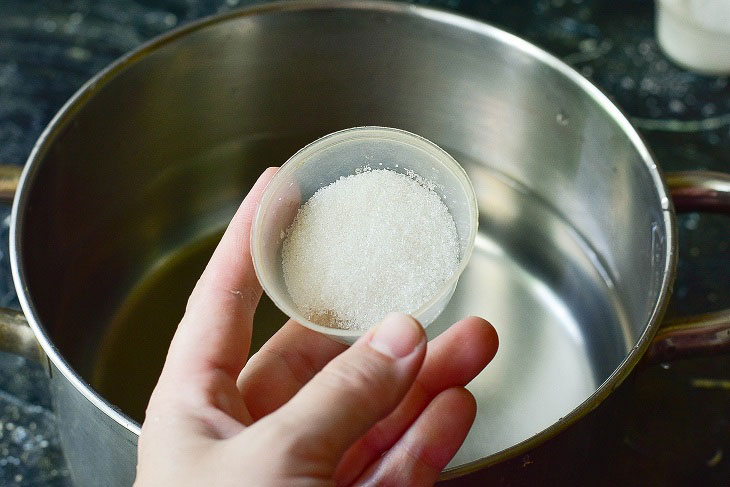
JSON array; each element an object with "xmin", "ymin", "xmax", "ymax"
[{"xmin": 281, "ymin": 168, "xmax": 459, "ymax": 331}]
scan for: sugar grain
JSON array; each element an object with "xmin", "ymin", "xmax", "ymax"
[{"xmin": 281, "ymin": 168, "xmax": 459, "ymax": 330}]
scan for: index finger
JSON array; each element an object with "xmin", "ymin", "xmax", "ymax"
[{"xmin": 163, "ymin": 167, "xmax": 278, "ymax": 381}]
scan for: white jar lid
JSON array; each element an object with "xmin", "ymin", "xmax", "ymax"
[{"xmin": 656, "ymin": 0, "xmax": 730, "ymax": 74}]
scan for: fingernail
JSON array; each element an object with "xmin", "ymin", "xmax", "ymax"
[{"xmin": 369, "ymin": 312, "xmax": 423, "ymax": 359}]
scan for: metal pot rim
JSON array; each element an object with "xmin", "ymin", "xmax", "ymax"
[{"xmin": 9, "ymin": 0, "xmax": 676, "ymax": 477}]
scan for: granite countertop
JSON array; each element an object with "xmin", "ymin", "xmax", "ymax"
[{"xmin": 1, "ymin": 0, "xmax": 729, "ymax": 485}]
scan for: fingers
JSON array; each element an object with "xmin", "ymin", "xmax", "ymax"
[
  {"xmin": 237, "ymin": 319, "xmax": 348, "ymax": 420},
  {"xmin": 163, "ymin": 167, "xmax": 278, "ymax": 382},
  {"xmin": 258, "ymin": 313, "xmax": 427, "ymax": 472},
  {"xmin": 353, "ymin": 387, "xmax": 477, "ymax": 487},
  {"xmin": 334, "ymin": 316, "xmax": 497, "ymax": 485}
]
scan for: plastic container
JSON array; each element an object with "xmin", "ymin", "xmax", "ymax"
[
  {"xmin": 656, "ymin": 0, "xmax": 730, "ymax": 75},
  {"xmin": 250, "ymin": 126, "xmax": 478, "ymax": 344}
]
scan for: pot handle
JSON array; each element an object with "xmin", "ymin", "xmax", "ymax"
[
  {"xmin": 0, "ymin": 164, "xmax": 22, "ymax": 204},
  {"xmin": 0, "ymin": 307, "xmax": 44, "ymax": 363},
  {"xmin": 644, "ymin": 171, "xmax": 730, "ymax": 364},
  {"xmin": 0, "ymin": 165, "xmax": 44, "ymax": 363}
]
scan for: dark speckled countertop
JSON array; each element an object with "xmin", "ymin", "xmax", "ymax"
[{"xmin": 1, "ymin": 0, "xmax": 729, "ymax": 485}]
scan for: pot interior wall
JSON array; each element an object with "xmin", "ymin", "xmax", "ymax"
[{"xmin": 17, "ymin": 5, "xmax": 669, "ymax": 468}]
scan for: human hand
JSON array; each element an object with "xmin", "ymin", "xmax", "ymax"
[{"xmin": 135, "ymin": 168, "xmax": 498, "ymax": 487}]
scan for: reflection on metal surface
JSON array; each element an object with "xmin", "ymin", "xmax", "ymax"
[
  {"xmin": 434, "ymin": 243, "xmax": 597, "ymax": 467},
  {"xmin": 426, "ymin": 167, "xmax": 629, "ymax": 469}
]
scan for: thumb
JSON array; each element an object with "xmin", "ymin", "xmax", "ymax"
[{"xmin": 266, "ymin": 313, "xmax": 426, "ymax": 469}]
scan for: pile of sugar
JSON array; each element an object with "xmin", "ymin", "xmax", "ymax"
[{"xmin": 281, "ymin": 168, "xmax": 459, "ymax": 330}]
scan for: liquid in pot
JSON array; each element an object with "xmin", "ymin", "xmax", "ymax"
[{"xmin": 91, "ymin": 231, "xmax": 288, "ymax": 423}]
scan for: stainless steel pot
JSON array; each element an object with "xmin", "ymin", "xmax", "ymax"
[{"xmin": 1, "ymin": 2, "xmax": 729, "ymax": 485}]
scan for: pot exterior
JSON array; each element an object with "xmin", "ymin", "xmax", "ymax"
[
  {"xmin": 50, "ymin": 361, "xmax": 137, "ymax": 486},
  {"xmin": 12, "ymin": 1, "xmax": 673, "ymax": 483}
]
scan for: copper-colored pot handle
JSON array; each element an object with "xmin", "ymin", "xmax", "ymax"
[
  {"xmin": 644, "ymin": 171, "xmax": 730, "ymax": 364},
  {"xmin": 0, "ymin": 165, "xmax": 22, "ymax": 204},
  {"xmin": 0, "ymin": 307, "xmax": 44, "ymax": 363},
  {"xmin": 668, "ymin": 171, "xmax": 730, "ymax": 215},
  {"xmin": 0, "ymin": 165, "xmax": 44, "ymax": 363}
]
